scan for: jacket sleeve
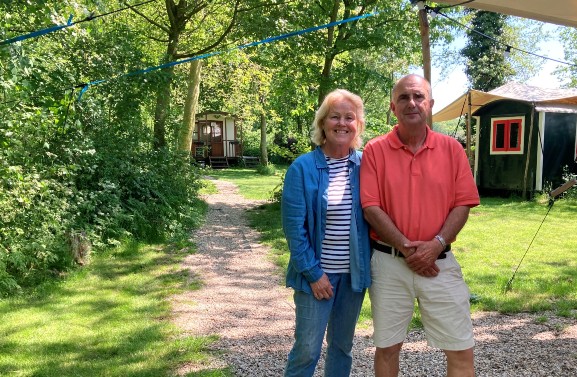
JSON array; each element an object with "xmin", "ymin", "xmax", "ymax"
[{"xmin": 281, "ymin": 161, "xmax": 324, "ymax": 283}]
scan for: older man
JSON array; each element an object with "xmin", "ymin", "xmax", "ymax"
[{"xmin": 360, "ymin": 74, "xmax": 479, "ymax": 377}]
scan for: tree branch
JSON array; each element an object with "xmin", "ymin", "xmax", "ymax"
[
  {"xmin": 175, "ymin": 0, "xmax": 242, "ymax": 59},
  {"xmin": 124, "ymin": 0, "xmax": 169, "ymax": 32},
  {"xmin": 238, "ymin": 0, "xmax": 292, "ymax": 13},
  {"xmin": 182, "ymin": 1, "xmax": 209, "ymax": 23}
]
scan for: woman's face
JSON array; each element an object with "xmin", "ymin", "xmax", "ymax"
[{"xmin": 322, "ymin": 99, "xmax": 358, "ymax": 148}]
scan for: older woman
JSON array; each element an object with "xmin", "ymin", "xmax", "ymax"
[{"xmin": 282, "ymin": 89, "xmax": 372, "ymax": 377}]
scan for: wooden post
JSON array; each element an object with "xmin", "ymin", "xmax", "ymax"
[
  {"xmin": 523, "ymin": 104, "xmax": 536, "ymax": 200},
  {"xmin": 417, "ymin": 3, "xmax": 432, "ymax": 126},
  {"xmin": 467, "ymin": 91, "xmax": 472, "ymax": 163},
  {"xmin": 418, "ymin": 7, "xmax": 431, "ymax": 84},
  {"xmin": 387, "ymin": 71, "xmax": 393, "ymax": 125},
  {"xmin": 551, "ymin": 179, "xmax": 577, "ymax": 198}
]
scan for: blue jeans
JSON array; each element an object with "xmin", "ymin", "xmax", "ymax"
[{"xmin": 284, "ymin": 273, "xmax": 366, "ymax": 377}]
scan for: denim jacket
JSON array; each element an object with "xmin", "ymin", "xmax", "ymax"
[{"xmin": 281, "ymin": 146, "xmax": 371, "ymax": 294}]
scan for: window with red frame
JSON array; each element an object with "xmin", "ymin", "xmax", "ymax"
[{"xmin": 491, "ymin": 117, "xmax": 523, "ymax": 154}]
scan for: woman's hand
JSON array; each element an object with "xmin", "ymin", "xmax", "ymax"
[{"xmin": 310, "ymin": 273, "xmax": 333, "ymax": 300}]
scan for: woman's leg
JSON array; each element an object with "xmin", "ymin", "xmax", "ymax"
[
  {"xmin": 284, "ymin": 289, "xmax": 333, "ymax": 377},
  {"xmin": 324, "ymin": 273, "xmax": 366, "ymax": 377}
]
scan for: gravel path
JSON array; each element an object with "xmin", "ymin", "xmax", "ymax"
[{"xmin": 172, "ymin": 178, "xmax": 577, "ymax": 376}]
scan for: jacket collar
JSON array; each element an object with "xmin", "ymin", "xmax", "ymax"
[{"xmin": 313, "ymin": 145, "xmax": 359, "ymax": 168}]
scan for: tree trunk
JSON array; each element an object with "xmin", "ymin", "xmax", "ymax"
[
  {"xmin": 318, "ymin": 54, "xmax": 335, "ymax": 108},
  {"xmin": 317, "ymin": 0, "xmax": 340, "ymax": 107},
  {"xmin": 153, "ymin": 3, "xmax": 181, "ymax": 150},
  {"xmin": 296, "ymin": 115, "xmax": 303, "ymax": 134},
  {"xmin": 178, "ymin": 60, "xmax": 202, "ymax": 153},
  {"xmin": 153, "ymin": 69, "xmax": 172, "ymax": 149},
  {"xmin": 260, "ymin": 112, "xmax": 268, "ymax": 166}
]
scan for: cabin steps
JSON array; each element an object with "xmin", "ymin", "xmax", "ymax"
[{"xmin": 209, "ymin": 156, "xmax": 229, "ymax": 169}]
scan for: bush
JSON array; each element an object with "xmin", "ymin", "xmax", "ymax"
[
  {"xmin": 256, "ymin": 163, "xmax": 276, "ymax": 176},
  {"xmin": 0, "ymin": 167, "xmax": 72, "ymax": 293},
  {"xmin": 561, "ymin": 166, "xmax": 577, "ymax": 200},
  {"xmin": 0, "ymin": 148, "xmax": 205, "ymax": 295},
  {"xmin": 0, "ymin": 9, "xmax": 206, "ymax": 295},
  {"xmin": 269, "ymin": 133, "xmax": 312, "ymax": 164}
]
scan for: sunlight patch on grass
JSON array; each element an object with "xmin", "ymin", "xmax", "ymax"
[{"xmin": 0, "ymin": 242, "xmax": 228, "ymax": 377}]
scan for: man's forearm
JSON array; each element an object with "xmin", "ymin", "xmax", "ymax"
[
  {"xmin": 436, "ymin": 206, "xmax": 470, "ymax": 244},
  {"xmin": 363, "ymin": 206, "xmax": 409, "ymax": 251}
]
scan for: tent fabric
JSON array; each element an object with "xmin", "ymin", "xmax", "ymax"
[
  {"xmin": 534, "ymin": 104, "xmax": 577, "ymax": 114},
  {"xmin": 432, "ymin": 82, "xmax": 577, "ymax": 122},
  {"xmin": 435, "ymin": 0, "xmax": 577, "ymax": 29}
]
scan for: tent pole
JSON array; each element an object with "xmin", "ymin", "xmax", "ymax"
[
  {"xmin": 523, "ymin": 104, "xmax": 536, "ymax": 200},
  {"xmin": 467, "ymin": 91, "xmax": 472, "ymax": 164},
  {"xmin": 417, "ymin": 6, "xmax": 431, "ymax": 83},
  {"xmin": 417, "ymin": 5, "xmax": 432, "ymax": 126}
]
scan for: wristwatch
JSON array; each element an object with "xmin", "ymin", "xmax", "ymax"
[{"xmin": 434, "ymin": 234, "xmax": 447, "ymax": 249}]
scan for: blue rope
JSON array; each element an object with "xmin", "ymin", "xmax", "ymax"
[
  {"xmin": 1, "ymin": 14, "xmax": 74, "ymax": 46},
  {"xmin": 77, "ymin": 10, "xmax": 380, "ymax": 100},
  {"xmin": 1, "ymin": 0, "xmax": 158, "ymax": 47}
]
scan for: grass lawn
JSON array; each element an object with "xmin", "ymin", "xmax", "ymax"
[
  {"xmin": 208, "ymin": 167, "xmax": 576, "ymax": 324},
  {"xmin": 211, "ymin": 164, "xmax": 577, "ymax": 326},
  {"xmin": 459, "ymin": 197, "xmax": 577, "ymax": 314},
  {"xmin": 200, "ymin": 166, "xmax": 286, "ymax": 201},
  {"xmin": 0, "ymin": 241, "xmax": 230, "ymax": 377},
  {"xmin": 2, "ymin": 166, "xmax": 574, "ymax": 376},
  {"xmin": 249, "ymin": 195, "xmax": 577, "ymax": 328}
]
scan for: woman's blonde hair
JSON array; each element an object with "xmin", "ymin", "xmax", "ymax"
[{"xmin": 311, "ymin": 89, "xmax": 365, "ymax": 149}]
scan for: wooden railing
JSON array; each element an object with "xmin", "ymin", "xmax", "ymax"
[{"xmin": 192, "ymin": 139, "xmax": 242, "ymax": 158}]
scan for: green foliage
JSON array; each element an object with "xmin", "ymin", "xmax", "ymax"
[
  {"xmin": 364, "ymin": 121, "xmax": 394, "ymax": 145},
  {"xmin": 270, "ymin": 171, "xmax": 285, "ymax": 204},
  {"xmin": 0, "ymin": 3, "xmax": 205, "ymax": 295},
  {"xmin": 268, "ymin": 133, "xmax": 312, "ymax": 164},
  {"xmin": 559, "ymin": 27, "xmax": 577, "ymax": 86},
  {"xmin": 0, "ymin": 133, "xmax": 204, "ymax": 295},
  {"xmin": 237, "ymin": 126, "xmax": 262, "ymax": 157},
  {"xmin": 461, "ymin": 10, "xmax": 515, "ymax": 91},
  {"xmin": 256, "ymin": 163, "xmax": 276, "ymax": 176}
]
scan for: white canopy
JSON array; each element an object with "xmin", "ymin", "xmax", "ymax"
[
  {"xmin": 433, "ymin": 82, "xmax": 577, "ymax": 122},
  {"xmin": 436, "ymin": 0, "xmax": 577, "ymax": 29}
]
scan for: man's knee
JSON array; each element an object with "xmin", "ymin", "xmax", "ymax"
[
  {"xmin": 375, "ymin": 343, "xmax": 403, "ymax": 361},
  {"xmin": 444, "ymin": 348, "xmax": 474, "ymax": 377}
]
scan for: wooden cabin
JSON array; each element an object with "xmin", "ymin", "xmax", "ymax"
[
  {"xmin": 192, "ymin": 111, "xmax": 241, "ymax": 168},
  {"xmin": 433, "ymin": 82, "xmax": 577, "ymax": 197}
]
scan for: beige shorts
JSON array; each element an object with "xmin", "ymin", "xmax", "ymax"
[{"xmin": 369, "ymin": 250, "xmax": 474, "ymax": 351}]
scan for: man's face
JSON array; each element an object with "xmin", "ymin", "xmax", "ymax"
[{"xmin": 390, "ymin": 76, "xmax": 434, "ymax": 128}]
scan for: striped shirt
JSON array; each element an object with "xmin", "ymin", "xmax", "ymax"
[{"xmin": 321, "ymin": 155, "xmax": 352, "ymax": 273}]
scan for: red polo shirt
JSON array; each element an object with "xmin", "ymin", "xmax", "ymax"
[{"xmin": 360, "ymin": 126, "xmax": 480, "ymax": 242}]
